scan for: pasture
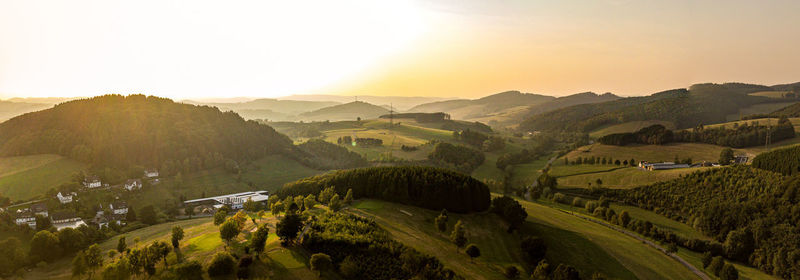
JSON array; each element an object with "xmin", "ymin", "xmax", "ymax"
[
  {"xmin": 589, "ymin": 120, "xmax": 676, "ymax": 138},
  {"xmin": 0, "ymin": 154, "xmax": 86, "ymax": 200}
]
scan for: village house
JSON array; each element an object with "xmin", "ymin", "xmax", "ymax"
[
  {"xmin": 30, "ymin": 203, "xmax": 48, "ymax": 217},
  {"xmin": 51, "ymin": 211, "xmax": 86, "ymax": 230},
  {"xmin": 183, "ymin": 191, "xmax": 269, "ymax": 210},
  {"xmin": 109, "ymin": 201, "xmax": 128, "ymax": 215},
  {"xmin": 144, "ymin": 169, "xmax": 159, "ymax": 178},
  {"xmin": 124, "ymin": 179, "xmax": 142, "ymax": 191},
  {"xmin": 734, "ymin": 155, "xmax": 749, "ymax": 164},
  {"xmin": 83, "ymin": 175, "xmax": 102, "ymax": 188},
  {"xmin": 14, "ymin": 210, "xmax": 36, "ymax": 228},
  {"xmin": 56, "ymin": 192, "xmax": 76, "ymax": 204}
]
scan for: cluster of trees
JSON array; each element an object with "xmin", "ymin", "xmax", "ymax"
[
  {"xmin": 564, "ymin": 156, "xmax": 636, "ymax": 167},
  {"xmin": 496, "ymin": 149, "xmax": 539, "ymax": 170},
  {"xmin": 752, "ymin": 144, "xmax": 800, "ymax": 175},
  {"xmin": 605, "ymin": 166, "xmax": 800, "ymax": 278},
  {"xmin": 296, "ymin": 139, "xmax": 368, "ymax": 170},
  {"xmin": 702, "ymin": 253, "xmax": 740, "ymax": 280},
  {"xmin": 673, "ymin": 117, "xmax": 795, "ymax": 148},
  {"xmin": 453, "ymin": 129, "xmax": 489, "ymax": 147},
  {"xmin": 597, "ymin": 125, "xmax": 673, "ymax": 146},
  {"xmin": 400, "ymin": 144, "xmax": 419, "ymax": 152},
  {"xmin": 428, "ymin": 142, "xmax": 486, "ymax": 173},
  {"xmin": 303, "ymin": 212, "xmax": 462, "ymax": 280},
  {"xmin": 0, "ymin": 95, "xmax": 295, "ymax": 172},
  {"xmin": 278, "ymin": 166, "xmax": 490, "ymax": 213},
  {"xmin": 355, "ymin": 137, "xmax": 383, "ymax": 147},
  {"xmin": 0, "ymin": 224, "xmax": 109, "ymax": 277},
  {"xmin": 490, "ymin": 196, "xmax": 528, "ymax": 232}
]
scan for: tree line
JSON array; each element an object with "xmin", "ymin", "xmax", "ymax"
[
  {"xmin": 296, "ymin": 139, "xmax": 368, "ymax": 170},
  {"xmin": 751, "ymin": 144, "xmax": 800, "ymax": 175},
  {"xmin": 277, "ymin": 166, "xmax": 490, "ymax": 213}
]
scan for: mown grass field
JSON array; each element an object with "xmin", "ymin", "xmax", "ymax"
[
  {"xmin": 319, "ymin": 119, "xmax": 452, "ymax": 161},
  {"xmin": 562, "ymin": 143, "xmax": 742, "ymax": 165},
  {"xmin": 589, "ymin": 120, "xmax": 676, "ymax": 138},
  {"xmin": 553, "ymin": 166, "xmax": 709, "ymax": 189},
  {"xmin": 353, "ymin": 198, "xmax": 700, "ymax": 280},
  {"xmin": 0, "ymin": 154, "xmax": 86, "ymax": 200},
  {"xmin": 534, "ymin": 198, "xmax": 776, "ymax": 280}
]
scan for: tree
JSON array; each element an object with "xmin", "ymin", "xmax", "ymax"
[
  {"xmin": 521, "ymin": 236, "xmax": 547, "ymax": 263},
  {"xmin": 171, "ymin": 226, "xmax": 184, "ymax": 248},
  {"xmin": 173, "ymin": 260, "xmax": 203, "ymax": 280},
  {"xmin": 450, "ymin": 220, "xmax": 468, "ymax": 250},
  {"xmin": 701, "ymin": 251, "xmax": 713, "ymax": 268},
  {"xmin": 720, "ymin": 263, "xmax": 739, "ymax": 280},
  {"xmin": 72, "ymin": 250, "xmax": 88, "ymax": 278},
  {"xmin": 552, "ymin": 263, "xmax": 581, "ymax": 280},
  {"xmin": 231, "ymin": 210, "xmax": 249, "ymax": 231},
  {"xmin": 504, "ymin": 265, "xmax": 520, "ymax": 279},
  {"xmin": 304, "ymin": 194, "xmax": 316, "ymax": 210},
  {"xmin": 328, "ymin": 194, "xmax": 342, "ymax": 212},
  {"xmin": 126, "ymin": 207, "xmax": 137, "ymax": 222},
  {"xmin": 723, "ymin": 229, "xmax": 754, "ymax": 262},
  {"xmin": 243, "ymin": 198, "xmax": 261, "ymax": 212},
  {"xmin": 719, "ymin": 148, "xmax": 735, "ymax": 165},
  {"xmin": 310, "ymin": 253, "xmax": 332, "ymax": 275},
  {"xmin": 532, "ymin": 260, "xmax": 551, "ymax": 280},
  {"xmin": 213, "ymin": 210, "xmax": 227, "ymax": 226},
  {"xmin": 595, "ymin": 179, "xmax": 603, "ymax": 188},
  {"xmin": 271, "ymin": 202, "xmax": 283, "ymax": 216},
  {"xmin": 251, "ymin": 224, "xmax": 270, "ymax": 257},
  {"xmin": 537, "ymin": 172, "xmax": 558, "ymax": 189},
  {"xmin": 149, "ymin": 241, "xmax": 171, "ymax": 269},
  {"xmin": 30, "ymin": 230, "xmax": 61, "ymax": 262},
  {"xmin": 618, "ymin": 210, "xmax": 631, "ymax": 227},
  {"xmin": 207, "ymin": 251, "xmax": 236, "ymax": 277},
  {"xmin": 85, "ymin": 244, "xmax": 104, "ymax": 279},
  {"xmin": 343, "ymin": 188, "xmax": 354, "ymax": 205},
  {"xmin": 35, "ymin": 214, "xmax": 52, "ymax": 231},
  {"xmin": 465, "ymin": 244, "xmax": 480, "ymax": 262},
  {"xmin": 117, "ymin": 236, "xmax": 127, "ymax": 254},
  {"xmin": 276, "ymin": 211, "xmax": 304, "ymax": 245},
  {"xmin": 101, "ymin": 255, "xmax": 132, "ymax": 280},
  {"xmin": 58, "ymin": 227, "xmax": 86, "ymax": 254},
  {"xmin": 140, "ymin": 205, "xmax": 158, "ymax": 225},
  {"xmin": 709, "ymin": 256, "xmax": 725, "ymax": 276},
  {"xmin": 184, "ymin": 205, "xmax": 194, "ymax": 218},
  {"xmin": 318, "ymin": 186, "xmax": 335, "ymax": 204},
  {"xmin": 219, "ymin": 220, "xmax": 240, "ymax": 247},
  {"xmin": 435, "ymin": 214, "xmax": 447, "ymax": 233}
]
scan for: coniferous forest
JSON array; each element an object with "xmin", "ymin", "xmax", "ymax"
[{"xmin": 278, "ymin": 166, "xmax": 490, "ymax": 213}]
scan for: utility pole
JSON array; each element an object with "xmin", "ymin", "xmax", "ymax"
[{"xmin": 389, "ymin": 103, "xmax": 393, "ymax": 127}]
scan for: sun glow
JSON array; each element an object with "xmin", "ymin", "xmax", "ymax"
[{"xmin": 0, "ymin": 0, "xmax": 428, "ymax": 99}]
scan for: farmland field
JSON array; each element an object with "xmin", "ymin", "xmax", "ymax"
[
  {"xmin": 554, "ymin": 166, "xmax": 709, "ymax": 189},
  {"xmin": 0, "ymin": 154, "xmax": 86, "ymax": 200},
  {"xmin": 561, "ymin": 143, "xmax": 743, "ymax": 165},
  {"xmin": 589, "ymin": 120, "xmax": 676, "ymax": 138}
]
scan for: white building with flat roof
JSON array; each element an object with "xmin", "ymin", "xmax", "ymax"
[{"xmin": 183, "ymin": 191, "xmax": 269, "ymax": 210}]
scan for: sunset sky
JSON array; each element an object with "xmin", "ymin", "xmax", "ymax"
[{"xmin": 1, "ymin": 0, "xmax": 799, "ymax": 99}]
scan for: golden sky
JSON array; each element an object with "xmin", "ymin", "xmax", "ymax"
[{"xmin": 1, "ymin": 0, "xmax": 799, "ymax": 99}]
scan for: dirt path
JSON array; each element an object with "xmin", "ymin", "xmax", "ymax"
[{"xmin": 555, "ymin": 207, "xmax": 711, "ymax": 280}]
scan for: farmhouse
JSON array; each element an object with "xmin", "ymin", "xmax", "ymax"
[
  {"xmin": 144, "ymin": 169, "xmax": 159, "ymax": 178},
  {"xmin": 56, "ymin": 192, "xmax": 76, "ymax": 204},
  {"xmin": 639, "ymin": 161, "xmax": 690, "ymax": 171},
  {"xmin": 109, "ymin": 201, "xmax": 128, "ymax": 215},
  {"xmin": 183, "ymin": 191, "xmax": 269, "ymax": 210},
  {"xmin": 124, "ymin": 179, "xmax": 142, "ymax": 191},
  {"xmin": 51, "ymin": 211, "xmax": 86, "ymax": 230},
  {"xmin": 83, "ymin": 175, "xmax": 102, "ymax": 188}
]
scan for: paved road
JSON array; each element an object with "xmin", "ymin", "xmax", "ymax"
[{"xmin": 556, "ymin": 208, "xmax": 711, "ymax": 280}]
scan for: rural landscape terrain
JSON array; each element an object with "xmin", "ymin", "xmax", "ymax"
[{"xmin": 2, "ymin": 1, "xmax": 800, "ymax": 279}]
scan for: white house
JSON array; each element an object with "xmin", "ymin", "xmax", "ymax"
[
  {"xmin": 30, "ymin": 203, "xmax": 48, "ymax": 217},
  {"xmin": 84, "ymin": 176, "xmax": 102, "ymax": 188},
  {"xmin": 144, "ymin": 169, "xmax": 159, "ymax": 178},
  {"xmin": 109, "ymin": 201, "xmax": 128, "ymax": 215},
  {"xmin": 124, "ymin": 179, "xmax": 142, "ymax": 191},
  {"xmin": 14, "ymin": 212, "xmax": 35, "ymax": 228},
  {"xmin": 56, "ymin": 192, "xmax": 76, "ymax": 204}
]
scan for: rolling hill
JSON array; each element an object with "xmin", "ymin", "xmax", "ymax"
[
  {"xmin": 298, "ymin": 101, "xmax": 390, "ymax": 121},
  {"xmin": 0, "ymin": 94, "xmax": 295, "ymax": 171},
  {"xmin": 277, "ymin": 94, "xmax": 451, "ymax": 111},
  {"xmin": 409, "ymin": 91, "xmax": 555, "ymax": 121},
  {"xmin": 519, "ymin": 83, "xmax": 786, "ymax": 133},
  {"xmin": 184, "ymin": 98, "xmax": 340, "ymax": 121},
  {"xmin": 0, "ymin": 101, "xmax": 53, "ymax": 122}
]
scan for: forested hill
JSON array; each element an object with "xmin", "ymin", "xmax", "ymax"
[
  {"xmin": 519, "ymin": 83, "xmax": 777, "ymax": 133},
  {"xmin": 0, "ymin": 94, "xmax": 295, "ymax": 171}
]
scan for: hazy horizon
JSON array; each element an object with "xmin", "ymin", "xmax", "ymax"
[{"xmin": 2, "ymin": 0, "xmax": 800, "ymax": 100}]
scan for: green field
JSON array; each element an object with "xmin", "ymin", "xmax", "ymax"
[
  {"xmin": 589, "ymin": 120, "xmax": 676, "ymax": 138},
  {"xmin": 725, "ymin": 102, "xmax": 799, "ymax": 121},
  {"xmin": 0, "ymin": 154, "xmax": 86, "ymax": 200},
  {"xmin": 554, "ymin": 166, "xmax": 709, "ymax": 189},
  {"xmin": 318, "ymin": 119, "xmax": 453, "ymax": 161},
  {"xmin": 562, "ymin": 143, "xmax": 741, "ymax": 165},
  {"xmin": 352, "ymin": 198, "xmax": 699, "ymax": 280},
  {"xmin": 748, "ymin": 91, "xmax": 792, "ymax": 99}
]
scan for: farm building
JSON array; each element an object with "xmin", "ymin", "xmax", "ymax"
[
  {"xmin": 183, "ymin": 191, "xmax": 270, "ymax": 210},
  {"xmin": 639, "ymin": 161, "xmax": 691, "ymax": 171},
  {"xmin": 51, "ymin": 211, "xmax": 86, "ymax": 230},
  {"xmin": 124, "ymin": 179, "xmax": 142, "ymax": 191},
  {"xmin": 144, "ymin": 169, "xmax": 159, "ymax": 178},
  {"xmin": 83, "ymin": 176, "xmax": 102, "ymax": 188}
]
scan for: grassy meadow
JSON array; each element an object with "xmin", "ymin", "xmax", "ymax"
[
  {"xmin": 0, "ymin": 154, "xmax": 86, "ymax": 200},
  {"xmin": 552, "ymin": 165, "xmax": 709, "ymax": 189},
  {"xmin": 589, "ymin": 120, "xmax": 676, "ymax": 138}
]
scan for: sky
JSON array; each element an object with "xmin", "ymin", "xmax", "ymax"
[{"xmin": 1, "ymin": 0, "xmax": 799, "ymax": 100}]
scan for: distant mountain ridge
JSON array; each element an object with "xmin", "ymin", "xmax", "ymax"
[{"xmin": 519, "ymin": 82, "xmax": 797, "ymax": 133}]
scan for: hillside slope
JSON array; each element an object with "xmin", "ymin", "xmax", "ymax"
[
  {"xmin": 298, "ymin": 101, "xmax": 390, "ymax": 121},
  {"xmin": 409, "ymin": 91, "xmax": 554, "ymax": 121},
  {"xmin": 0, "ymin": 101, "xmax": 52, "ymax": 122},
  {"xmin": 0, "ymin": 94, "xmax": 294, "ymax": 171},
  {"xmin": 520, "ymin": 84, "xmax": 778, "ymax": 132}
]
